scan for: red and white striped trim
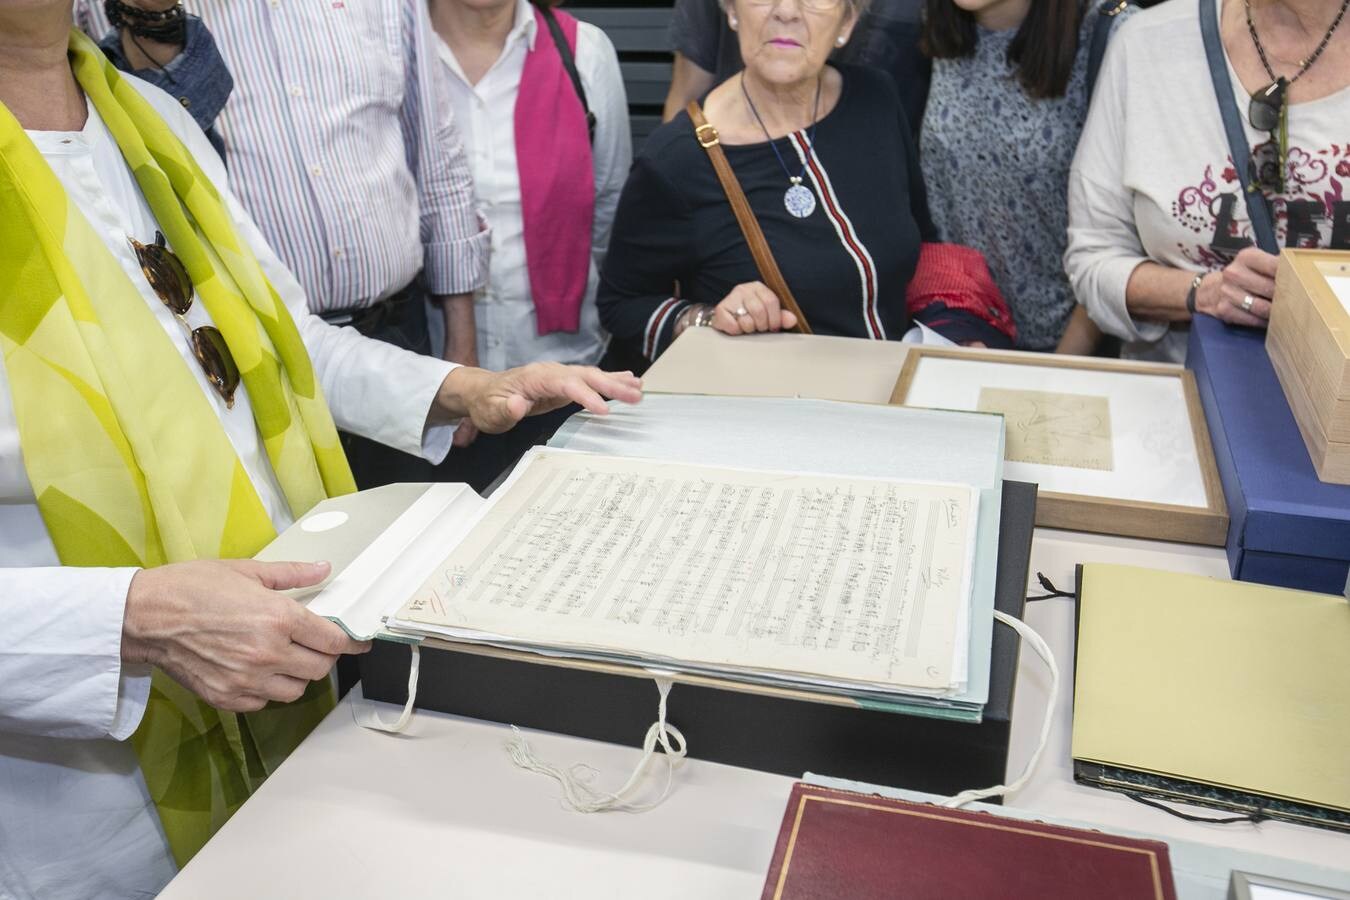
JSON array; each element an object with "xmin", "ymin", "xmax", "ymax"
[
  {"xmin": 788, "ymin": 133, "xmax": 884, "ymax": 340},
  {"xmin": 643, "ymin": 298, "xmax": 685, "ymax": 359}
]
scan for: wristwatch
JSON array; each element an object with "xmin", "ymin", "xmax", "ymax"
[{"xmin": 1185, "ymin": 273, "xmax": 1205, "ymax": 316}]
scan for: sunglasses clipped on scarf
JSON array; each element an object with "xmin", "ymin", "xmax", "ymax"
[
  {"xmin": 1247, "ymin": 77, "xmax": 1288, "ymax": 195},
  {"xmin": 129, "ymin": 231, "xmax": 241, "ymax": 408}
]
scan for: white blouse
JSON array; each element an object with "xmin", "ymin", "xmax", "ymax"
[
  {"xmin": 1064, "ymin": 0, "xmax": 1350, "ymax": 362},
  {"xmin": 433, "ymin": 0, "xmax": 632, "ymax": 370}
]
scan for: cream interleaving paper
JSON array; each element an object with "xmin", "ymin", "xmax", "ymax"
[
  {"xmin": 977, "ymin": 387, "xmax": 1114, "ymax": 471},
  {"xmin": 1326, "ymin": 274, "xmax": 1350, "ymax": 320},
  {"xmin": 1313, "ymin": 259, "xmax": 1350, "ymax": 320},
  {"xmin": 394, "ymin": 449, "xmax": 977, "ymax": 693},
  {"xmin": 642, "ymin": 328, "xmax": 911, "ymax": 403},
  {"xmin": 1072, "ymin": 564, "xmax": 1350, "ymax": 812}
]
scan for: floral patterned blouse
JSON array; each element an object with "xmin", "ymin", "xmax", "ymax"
[{"xmin": 921, "ymin": 3, "xmax": 1135, "ymax": 350}]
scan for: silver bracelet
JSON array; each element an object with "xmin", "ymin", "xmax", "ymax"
[
  {"xmin": 1185, "ymin": 272, "xmax": 1205, "ymax": 316},
  {"xmin": 687, "ymin": 304, "xmax": 717, "ymax": 328}
]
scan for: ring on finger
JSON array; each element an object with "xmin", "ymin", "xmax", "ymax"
[
  {"xmin": 733, "ymin": 306, "xmax": 749, "ymax": 317},
  {"xmin": 1241, "ymin": 294, "xmax": 1255, "ymax": 313}
]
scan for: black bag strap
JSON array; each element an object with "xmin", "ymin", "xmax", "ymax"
[
  {"xmin": 537, "ymin": 4, "xmax": 596, "ymax": 144},
  {"xmin": 1198, "ymin": 0, "xmax": 1278, "ymax": 253},
  {"xmin": 1086, "ymin": 0, "xmax": 1131, "ymax": 101}
]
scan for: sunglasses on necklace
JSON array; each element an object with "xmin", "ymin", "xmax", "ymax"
[
  {"xmin": 129, "ymin": 231, "xmax": 241, "ymax": 408},
  {"xmin": 1247, "ymin": 77, "xmax": 1287, "ymax": 194}
]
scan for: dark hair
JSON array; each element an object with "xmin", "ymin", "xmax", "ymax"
[{"xmin": 921, "ymin": 0, "xmax": 1083, "ymax": 99}]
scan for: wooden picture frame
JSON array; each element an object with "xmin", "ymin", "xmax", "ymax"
[{"xmin": 890, "ymin": 348, "xmax": 1228, "ymax": 546}]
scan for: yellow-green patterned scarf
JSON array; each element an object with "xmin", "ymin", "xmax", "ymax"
[{"xmin": 0, "ymin": 31, "xmax": 357, "ymax": 865}]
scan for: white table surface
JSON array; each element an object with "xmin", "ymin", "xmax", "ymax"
[{"xmin": 162, "ymin": 527, "xmax": 1350, "ymax": 898}]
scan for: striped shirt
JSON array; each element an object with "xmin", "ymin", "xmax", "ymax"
[{"xmin": 78, "ymin": 0, "xmax": 489, "ymax": 313}]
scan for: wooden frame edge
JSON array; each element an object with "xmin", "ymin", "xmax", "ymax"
[
  {"xmin": 1180, "ymin": 369, "xmax": 1230, "ymax": 532},
  {"xmin": 889, "ymin": 351, "xmax": 922, "ymax": 405},
  {"xmin": 1037, "ymin": 492, "xmax": 1227, "ymax": 546}
]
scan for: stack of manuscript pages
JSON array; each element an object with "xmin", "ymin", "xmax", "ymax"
[{"xmin": 289, "ymin": 396, "xmax": 1007, "ymax": 721}]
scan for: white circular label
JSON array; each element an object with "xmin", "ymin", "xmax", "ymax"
[{"xmin": 300, "ymin": 510, "xmax": 349, "ymax": 533}]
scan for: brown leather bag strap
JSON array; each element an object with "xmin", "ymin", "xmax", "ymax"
[{"xmin": 686, "ymin": 100, "xmax": 812, "ymax": 335}]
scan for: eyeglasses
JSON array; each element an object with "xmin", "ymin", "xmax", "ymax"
[
  {"xmin": 1247, "ymin": 77, "xmax": 1287, "ymax": 194},
  {"xmin": 743, "ymin": 0, "xmax": 847, "ymax": 13},
  {"xmin": 129, "ymin": 231, "xmax": 240, "ymax": 408}
]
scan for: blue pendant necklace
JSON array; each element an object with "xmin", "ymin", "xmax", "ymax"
[{"xmin": 740, "ymin": 75, "xmax": 822, "ymax": 219}]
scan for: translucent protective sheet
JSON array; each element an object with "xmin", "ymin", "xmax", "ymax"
[
  {"xmin": 549, "ymin": 394, "xmax": 1004, "ymax": 714},
  {"xmin": 1329, "ymin": 275, "xmax": 1350, "ymax": 319}
]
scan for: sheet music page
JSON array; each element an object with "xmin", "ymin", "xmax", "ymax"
[{"xmin": 396, "ymin": 451, "xmax": 976, "ymax": 691}]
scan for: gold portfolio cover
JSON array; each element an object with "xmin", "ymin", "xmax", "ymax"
[{"xmin": 1072, "ymin": 564, "xmax": 1350, "ymax": 813}]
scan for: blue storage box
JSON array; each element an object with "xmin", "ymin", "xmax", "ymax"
[{"xmin": 1187, "ymin": 316, "xmax": 1350, "ymax": 594}]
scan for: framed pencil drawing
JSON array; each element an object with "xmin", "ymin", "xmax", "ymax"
[{"xmin": 891, "ymin": 348, "xmax": 1228, "ymax": 545}]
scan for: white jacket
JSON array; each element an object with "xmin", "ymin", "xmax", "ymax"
[{"xmin": 0, "ymin": 76, "xmax": 457, "ymax": 899}]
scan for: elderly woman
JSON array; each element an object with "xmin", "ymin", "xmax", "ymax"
[
  {"xmin": 1064, "ymin": 0, "xmax": 1350, "ymax": 362},
  {"xmin": 0, "ymin": 5, "xmax": 640, "ymax": 896},
  {"xmin": 597, "ymin": 0, "xmax": 1016, "ymax": 360}
]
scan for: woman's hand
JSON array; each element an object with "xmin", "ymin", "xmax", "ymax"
[
  {"xmin": 1195, "ymin": 247, "xmax": 1278, "ymax": 328},
  {"xmin": 712, "ymin": 282, "xmax": 798, "ymax": 335},
  {"xmin": 123, "ymin": 560, "xmax": 371, "ymax": 712},
  {"xmin": 434, "ymin": 363, "xmax": 642, "ymax": 433}
]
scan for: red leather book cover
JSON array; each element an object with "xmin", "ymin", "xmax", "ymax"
[{"xmin": 761, "ymin": 784, "xmax": 1177, "ymax": 900}]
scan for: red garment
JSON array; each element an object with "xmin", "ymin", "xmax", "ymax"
[
  {"xmin": 905, "ymin": 243, "xmax": 1017, "ymax": 344},
  {"xmin": 515, "ymin": 7, "xmax": 594, "ymax": 335}
]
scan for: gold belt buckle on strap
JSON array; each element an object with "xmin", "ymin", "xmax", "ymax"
[{"xmin": 696, "ymin": 123, "xmax": 720, "ymax": 148}]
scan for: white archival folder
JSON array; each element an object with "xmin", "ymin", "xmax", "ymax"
[
  {"xmin": 256, "ymin": 481, "xmax": 482, "ymax": 642},
  {"xmin": 257, "ymin": 397, "xmax": 1005, "ymax": 716}
]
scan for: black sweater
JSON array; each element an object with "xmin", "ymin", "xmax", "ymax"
[{"xmin": 597, "ymin": 65, "xmax": 941, "ymax": 358}]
